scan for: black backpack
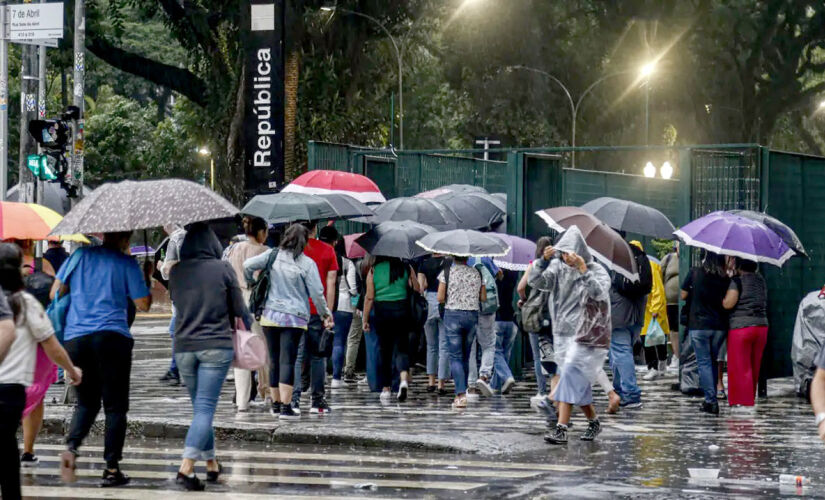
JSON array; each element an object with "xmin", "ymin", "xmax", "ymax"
[
  {"xmin": 248, "ymin": 249, "xmax": 279, "ymax": 320},
  {"xmin": 24, "ymin": 261, "xmax": 54, "ymax": 308},
  {"xmin": 616, "ymin": 246, "xmax": 653, "ymax": 300}
]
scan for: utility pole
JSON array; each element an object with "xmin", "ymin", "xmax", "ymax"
[
  {"xmin": 71, "ymin": 0, "xmax": 84, "ymax": 203},
  {"xmin": 0, "ymin": 1, "xmax": 7, "ymax": 201},
  {"xmin": 36, "ymin": 0, "xmax": 47, "ymax": 211},
  {"xmin": 18, "ymin": 44, "xmax": 36, "ymax": 203}
]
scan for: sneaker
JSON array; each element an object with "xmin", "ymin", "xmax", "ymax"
[
  {"xmin": 642, "ymin": 369, "xmax": 659, "ymax": 381},
  {"xmin": 620, "ymin": 400, "xmax": 643, "ymax": 410},
  {"xmin": 426, "ymin": 385, "xmax": 436, "ymax": 393},
  {"xmin": 101, "ymin": 468, "xmax": 130, "ymax": 488},
  {"xmin": 501, "ymin": 377, "xmax": 516, "ymax": 395},
  {"xmin": 544, "ymin": 424, "xmax": 568, "ymax": 444},
  {"xmin": 700, "ymin": 401, "xmax": 720, "ymax": 415},
  {"xmin": 530, "ymin": 393, "xmax": 546, "ymax": 409},
  {"xmin": 279, "ymin": 403, "xmax": 300, "ymax": 420},
  {"xmin": 20, "ymin": 452, "xmax": 39, "ymax": 468},
  {"xmin": 176, "ymin": 472, "xmax": 205, "ymax": 491},
  {"xmin": 476, "ymin": 377, "xmax": 493, "ymax": 397},
  {"xmin": 536, "ymin": 397, "xmax": 558, "ymax": 424},
  {"xmin": 397, "ymin": 381, "xmax": 408, "ymax": 402},
  {"xmin": 343, "ymin": 372, "xmax": 357, "ymax": 384},
  {"xmin": 438, "ymin": 387, "xmax": 449, "ymax": 396},
  {"xmin": 269, "ymin": 401, "xmax": 281, "ymax": 416},
  {"xmin": 667, "ymin": 358, "xmax": 679, "ymax": 371},
  {"xmin": 466, "ymin": 389, "xmax": 480, "ymax": 402},
  {"xmin": 159, "ymin": 370, "xmax": 176, "ymax": 382},
  {"xmin": 580, "ymin": 419, "xmax": 602, "ymax": 441},
  {"xmin": 331, "ymin": 378, "xmax": 346, "ymax": 389},
  {"xmin": 290, "ymin": 401, "xmax": 301, "ymax": 415},
  {"xmin": 357, "ymin": 376, "xmax": 369, "ymax": 387},
  {"xmin": 379, "ymin": 390, "xmax": 391, "ymax": 403},
  {"xmin": 310, "ymin": 398, "xmax": 332, "ymax": 414},
  {"xmin": 206, "ymin": 462, "xmax": 222, "ymax": 483}
]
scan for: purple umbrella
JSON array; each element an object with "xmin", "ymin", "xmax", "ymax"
[
  {"xmin": 674, "ymin": 211, "xmax": 795, "ymax": 267},
  {"xmin": 490, "ymin": 234, "xmax": 536, "ymax": 271}
]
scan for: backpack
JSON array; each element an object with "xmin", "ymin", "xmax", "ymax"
[
  {"xmin": 521, "ymin": 285, "xmax": 549, "ymax": 333},
  {"xmin": 248, "ymin": 248, "xmax": 279, "ymax": 320},
  {"xmin": 24, "ymin": 265, "xmax": 54, "ymax": 308},
  {"xmin": 616, "ymin": 246, "xmax": 653, "ymax": 300},
  {"xmin": 474, "ymin": 262, "xmax": 499, "ymax": 314}
]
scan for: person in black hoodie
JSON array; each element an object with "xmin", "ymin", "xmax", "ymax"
[{"xmin": 169, "ymin": 223, "xmax": 251, "ymax": 491}]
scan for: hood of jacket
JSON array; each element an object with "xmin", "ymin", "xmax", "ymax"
[
  {"xmin": 554, "ymin": 226, "xmax": 593, "ymax": 263},
  {"xmin": 180, "ymin": 223, "xmax": 223, "ymax": 261}
]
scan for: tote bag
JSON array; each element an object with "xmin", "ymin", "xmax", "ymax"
[{"xmin": 232, "ymin": 319, "xmax": 267, "ymax": 370}]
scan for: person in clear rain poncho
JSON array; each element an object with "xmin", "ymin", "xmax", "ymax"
[{"xmin": 528, "ymin": 226, "xmax": 612, "ymax": 444}]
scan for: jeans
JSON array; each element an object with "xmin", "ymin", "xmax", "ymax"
[
  {"xmin": 0, "ymin": 383, "xmax": 25, "ymax": 500},
  {"xmin": 175, "ymin": 349, "xmax": 233, "ymax": 461},
  {"xmin": 263, "ymin": 326, "xmax": 304, "ymax": 387},
  {"xmin": 332, "ymin": 311, "xmax": 353, "ymax": 380},
  {"xmin": 443, "ymin": 310, "xmax": 478, "ymax": 395},
  {"xmin": 168, "ymin": 308, "xmax": 178, "ymax": 375},
  {"xmin": 65, "ymin": 331, "xmax": 133, "ymax": 468},
  {"xmin": 469, "ymin": 313, "xmax": 496, "ymax": 385},
  {"xmin": 373, "ymin": 300, "xmax": 410, "ymax": 390},
  {"xmin": 690, "ymin": 329, "xmax": 727, "ymax": 404},
  {"xmin": 344, "ymin": 312, "xmax": 363, "ymax": 378},
  {"xmin": 292, "ymin": 315, "xmax": 327, "ymax": 405},
  {"xmin": 424, "ymin": 292, "xmax": 450, "ymax": 379},
  {"xmin": 727, "ymin": 326, "xmax": 768, "ymax": 406},
  {"xmin": 528, "ymin": 332, "xmax": 548, "ymax": 395},
  {"xmin": 491, "ymin": 321, "xmax": 517, "ymax": 390},
  {"xmin": 363, "ymin": 311, "xmax": 381, "ymax": 392},
  {"xmin": 610, "ymin": 326, "xmax": 642, "ymax": 404}
]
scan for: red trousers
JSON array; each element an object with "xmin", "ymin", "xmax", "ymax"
[{"xmin": 727, "ymin": 326, "xmax": 768, "ymax": 406}]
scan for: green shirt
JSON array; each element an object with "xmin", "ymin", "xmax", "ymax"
[{"xmin": 373, "ymin": 261, "xmax": 408, "ymax": 302}]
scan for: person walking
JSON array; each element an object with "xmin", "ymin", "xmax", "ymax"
[
  {"xmin": 628, "ymin": 242, "xmax": 670, "ymax": 381},
  {"xmin": 0, "ymin": 243, "xmax": 79, "ymax": 500},
  {"xmin": 491, "ymin": 269, "xmax": 519, "ymax": 394},
  {"xmin": 224, "ymin": 217, "xmax": 270, "ymax": 413},
  {"xmin": 467, "ymin": 257, "xmax": 500, "ymax": 398},
  {"xmin": 244, "ymin": 224, "xmax": 333, "ymax": 420},
  {"xmin": 528, "ymin": 227, "xmax": 612, "ymax": 444},
  {"xmin": 681, "ymin": 251, "xmax": 730, "ymax": 415},
  {"xmin": 54, "ymin": 231, "xmax": 152, "ymax": 487},
  {"xmin": 363, "ymin": 256, "xmax": 421, "ymax": 402},
  {"xmin": 438, "ymin": 256, "xmax": 486, "ymax": 409},
  {"xmin": 417, "ymin": 255, "xmax": 451, "ymax": 394},
  {"xmin": 661, "ymin": 243, "xmax": 681, "ymax": 370},
  {"xmin": 809, "ymin": 342, "xmax": 825, "ymax": 443},
  {"xmin": 159, "ymin": 224, "xmax": 186, "ymax": 386},
  {"xmin": 168, "ymin": 224, "xmax": 251, "ymax": 491},
  {"xmin": 722, "ymin": 257, "xmax": 768, "ymax": 408},
  {"xmin": 320, "ymin": 227, "xmax": 357, "ymax": 389},
  {"xmin": 343, "ymin": 256, "xmax": 370, "ymax": 385},
  {"xmin": 517, "ymin": 237, "xmax": 553, "ymax": 406}
]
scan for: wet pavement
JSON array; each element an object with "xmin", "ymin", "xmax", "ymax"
[{"xmin": 27, "ymin": 316, "xmax": 825, "ymax": 498}]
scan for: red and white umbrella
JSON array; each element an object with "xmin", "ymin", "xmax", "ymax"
[{"xmin": 282, "ymin": 170, "xmax": 386, "ymax": 204}]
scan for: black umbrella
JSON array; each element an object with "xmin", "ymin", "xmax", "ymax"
[
  {"xmin": 316, "ymin": 193, "xmax": 375, "ymax": 220},
  {"xmin": 580, "ymin": 197, "xmax": 675, "ymax": 239},
  {"xmin": 416, "ymin": 183, "xmax": 488, "ymax": 199},
  {"xmin": 435, "ymin": 191, "xmax": 506, "ymax": 231},
  {"xmin": 355, "ymin": 221, "xmax": 437, "ymax": 260},
  {"xmin": 241, "ymin": 192, "xmax": 337, "ymax": 224},
  {"xmin": 50, "ymin": 179, "xmax": 238, "ymax": 235},
  {"xmin": 365, "ymin": 197, "xmax": 461, "ymax": 230},
  {"xmin": 728, "ymin": 209, "xmax": 807, "ymax": 257},
  {"xmin": 416, "ymin": 229, "xmax": 510, "ymax": 258}
]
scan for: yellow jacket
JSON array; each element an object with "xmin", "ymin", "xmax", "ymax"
[{"xmin": 628, "ymin": 240, "xmax": 670, "ymax": 336}]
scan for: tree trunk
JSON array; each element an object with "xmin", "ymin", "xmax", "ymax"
[
  {"xmin": 225, "ymin": 64, "xmax": 247, "ymax": 204},
  {"xmin": 284, "ymin": 48, "xmax": 300, "ymax": 181}
]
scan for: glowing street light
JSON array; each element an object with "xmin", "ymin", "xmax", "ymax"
[
  {"xmin": 819, "ymin": 100, "xmax": 825, "ymax": 110},
  {"xmin": 643, "ymin": 161, "xmax": 656, "ymax": 178},
  {"xmin": 198, "ymin": 147, "xmax": 214, "ymax": 190},
  {"xmin": 660, "ymin": 161, "xmax": 673, "ymax": 179},
  {"xmin": 640, "ymin": 62, "xmax": 656, "ymax": 78},
  {"xmin": 640, "ymin": 61, "xmax": 656, "ymax": 146}
]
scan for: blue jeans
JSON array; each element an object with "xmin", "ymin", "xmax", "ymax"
[
  {"xmin": 690, "ymin": 329, "xmax": 726, "ymax": 404},
  {"xmin": 443, "ymin": 310, "xmax": 478, "ymax": 395},
  {"xmin": 491, "ymin": 321, "xmax": 517, "ymax": 390},
  {"xmin": 168, "ymin": 309, "xmax": 178, "ymax": 374},
  {"xmin": 332, "ymin": 311, "xmax": 353, "ymax": 380},
  {"xmin": 364, "ymin": 311, "xmax": 381, "ymax": 392},
  {"xmin": 424, "ymin": 292, "xmax": 450, "ymax": 380},
  {"xmin": 610, "ymin": 326, "xmax": 642, "ymax": 404},
  {"xmin": 175, "ymin": 348, "xmax": 233, "ymax": 461},
  {"xmin": 469, "ymin": 313, "xmax": 496, "ymax": 384},
  {"xmin": 292, "ymin": 315, "xmax": 327, "ymax": 405},
  {"xmin": 528, "ymin": 332, "xmax": 548, "ymax": 395}
]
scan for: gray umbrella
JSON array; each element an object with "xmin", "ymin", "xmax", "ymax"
[
  {"xmin": 7, "ymin": 182, "xmax": 92, "ymax": 215},
  {"xmin": 416, "ymin": 229, "xmax": 510, "ymax": 257},
  {"xmin": 580, "ymin": 197, "xmax": 675, "ymax": 239},
  {"xmin": 241, "ymin": 192, "xmax": 338, "ymax": 224},
  {"xmin": 315, "ymin": 193, "xmax": 374, "ymax": 220},
  {"xmin": 435, "ymin": 191, "xmax": 506, "ymax": 230},
  {"xmin": 365, "ymin": 197, "xmax": 461, "ymax": 230},
  {"xmin": 728, "ymin": 209, "xmax": 807, "ymax": 257},
  {"xmin": 50, "ymin": 179, "xmax": 238, "ymax": 235},
  {"xmin": 355, "ymin": 221, "xmax": 437, "ymax": 259}
]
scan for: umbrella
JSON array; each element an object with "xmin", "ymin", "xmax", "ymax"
[
  {"xmin": 50, "ymin": 179, "xmax": 238, "ymax": 235},
  {"xmin": 415, "ymin": 183, "xmax": 488, "ymax": 199},
  {"xmin": 130, "ymin": 245, "xmax": 155, "ymax": 257},
  {"xmin": 490, "ymin": 234, "xmax": 536, "ymax": 271},
  {"xmin": 580, "ymin": 197, "xmax": 675, "ymax": 239},
  {"xmin": 728, "ymin": 209, "xmax": 807, "ymax": 258},
  {"xmin": 536, "ymin": 206, "xmax": 639, "ymax": 281},
  {"xmin": 364, "ymin": 197, "xmax": 461, "ymax": 230},
  {"xmin": 356, "ymin": 221, "xmax": 436, "ymax": 260},
  {"xmin": 435, "ymin": 191, "xmax": 506, "ymax": 231},
  {"xmin": 343, "ymin": 233, "xmax": 367, "ymax": 259},
  {"xmin": 7, "ymin": 182, "xmax": 92, "ymax": 215},
  {"xmin": 281, "ymin": 170, "xmax": 386, "ymax": 204},
  {"xmin": 0, "ymin": 201, "xmax": 88, "ymax": 243},
  {"xmin": 674, "ymin": 211, "xmax": 794, "ymax": 267},
  {"xmin": 416, "ymin": 229, "xmax": 510, "ymax": 258},
  {"xmin": 315, "ymin": 193, "xmax": 374, "ymax": 220},
  {"xmin": 241, "ymin": 192, "xmax": 337, "ymax": 224}
]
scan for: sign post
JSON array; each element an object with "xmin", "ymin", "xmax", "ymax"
[
  {"xmin": 7, "ymin": 3, "xmax": 63, "ymax": 40},
  {"xmin": 0, "ymin": 1, "xmax": 7, "ymax": 201}
]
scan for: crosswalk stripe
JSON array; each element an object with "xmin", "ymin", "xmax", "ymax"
[
  {"xmin": 22, "ymin": 486, "xmax": 381, "ymax": 500},
  {"xmin": 31, "ymin": 467, "xmax": 486, "ymax": 491},
  {"xmin": 34, "ymin": 444, "xmax": 587, "ymax": 472},
  {"xmin": 34, "ymin": 455, "xmax": 543, "ymax": 479}
]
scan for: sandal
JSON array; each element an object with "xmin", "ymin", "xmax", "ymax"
[
  {"xmin": 60, "ymin": 450, "xmax": 77, "ymax": 483},
  {"xmin": 452, "ymin": 396, "xmax": 467, "ymax": 409}
]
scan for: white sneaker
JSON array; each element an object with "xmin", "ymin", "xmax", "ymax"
[
  {"xmin": 501, "ymin": 377, "xmax": 516, "ymax": 394},
  {"xmin": 476, "ymin": 378, "xmax": 493, "ymax": 397},
  {"xmin": 466, "ymin": 391, "xmax": 480, "ymax": 402},
  {"xmin": 379, "ymin": 390, "xmax": 391, "ymax": 404},
  {"xmin": 357, "ymin": 376, "xmax": 369, "ymax": 386},
  {"xmin": 643, "ymin": 368, "xmax": 659, "ymax": 381},
  {"xmin": 668, "ymin": 358, "xmax": 679, "ymax": 371},
  {"xmin": 397, "ymin": 381, "xmax": 408, "ymax": 402},
  {"xmin": 530, "ymin": 393, "xmax": 545, "ymax": 409},
  {"xmin": 331, "ymin": 378, "xmax": 345, "ymax": 389}
]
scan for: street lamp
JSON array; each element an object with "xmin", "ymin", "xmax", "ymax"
[
  {"xmin": 643, "ymin": 161, "xmax": 656, "ymax": 178},
  {"xmin": 660, "ymin": 161, "xmax": 673, "ymax": 179},
  {"xmin": 640, "ymin": 61, "xmax": 656, "ymax": 146},
  {"xmin": 819, "ymin": 100, "xmax": 825, "ymax": 110},
  {"xmin": 198, "ymin": 147, "xmax": 214, "ymax": 190},
  {"xmin": 322, "ymin": 6, "xmax": 404, "ymax": 149}
]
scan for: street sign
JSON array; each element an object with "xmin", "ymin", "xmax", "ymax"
[
  {"xmin": 12, "ymin": 38, "xmax": 58, "ymax": 48},
  {"xmin": 6, "ymin": 3, "xmax": 63, "ymax": 41},
  {"xmin": 26, "ymin": 153, "xmax": 56, "ymax": 181}
]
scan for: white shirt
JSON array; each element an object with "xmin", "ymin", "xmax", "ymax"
[
  {"xmin": 336, "ymin": 258, "xmax": 358, "ymax": 313},
  {"xmin": 0, "ymin": 292, "xmax": 54, "ymax": 386}
]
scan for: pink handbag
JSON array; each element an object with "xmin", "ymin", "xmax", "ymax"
[{"xmin": 232, "ymin": 319, "xmax": 267, "ymax": 370}]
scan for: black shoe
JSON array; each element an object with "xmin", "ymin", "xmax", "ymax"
[
  {"xmin": 544, "ymin": 424, "xmax": 568, "ymax": 445},
  {"xmin": 168, "ymin": 376, "xmax": 181, "ymax": 387},
  {"xmin": 343, "ymin": 372, "xmax": 357, "ymax": 384},
  {"xmin": 269, "ymin": 401, "xmax": 281, "ymax": 416},
  {"xmin": 20, "ymin": 452, "xmax": 39, "ymax": 468},
  {"xmin": 700, "ymin": 401, "xmax": 720, "ymax": 415},
  {"xmin": 310, "ymin": 398, "xmax": 332, "ymax": 414},
  {"xmin": 159, "ymin": 370, "xmax": 175, "ymax": 382},
  {"xmin": 438, "ymin": 387, "xmax": 449, "ymax": 396},
  {"xmin": 176, "ymin": 472, "xmax": 205, "ymax": 491},
  {"xmin": 280, "ymin": 403, "xmax": 300, "ymax": 420},
  {"xmin": 580, "ymin": 419, "xmax": 602, "ymax": 441},
  {"xmin": 206, "ymin": 462, "xmax": 222, "ymax": 483},
  {"xmin": 427, "ymin": 385, "xmax": 436, "ymax": 393},
  {"xmin": 101, "ymin": 469, "xmax": 130, "ymax": 488}
]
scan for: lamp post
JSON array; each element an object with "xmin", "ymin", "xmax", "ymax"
[
  {"xmin": 640, "ymin": 62, "xmax": 655, "ymax": 146},
  {"xmin": 199, "ymin": 147, "xmax": 214, "ymax": 190},
  {"xmin": 322, "ymin": 6, "xmax": 404, "ymax": 150}
]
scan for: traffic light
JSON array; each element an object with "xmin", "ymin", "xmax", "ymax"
[
  {"xmin": 28, "ymin": 119, "xmax": 70, "ymax": 150},
  {"xmin": 26, "ymin": 154, "xmax": 57, "ymax": 181}
]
